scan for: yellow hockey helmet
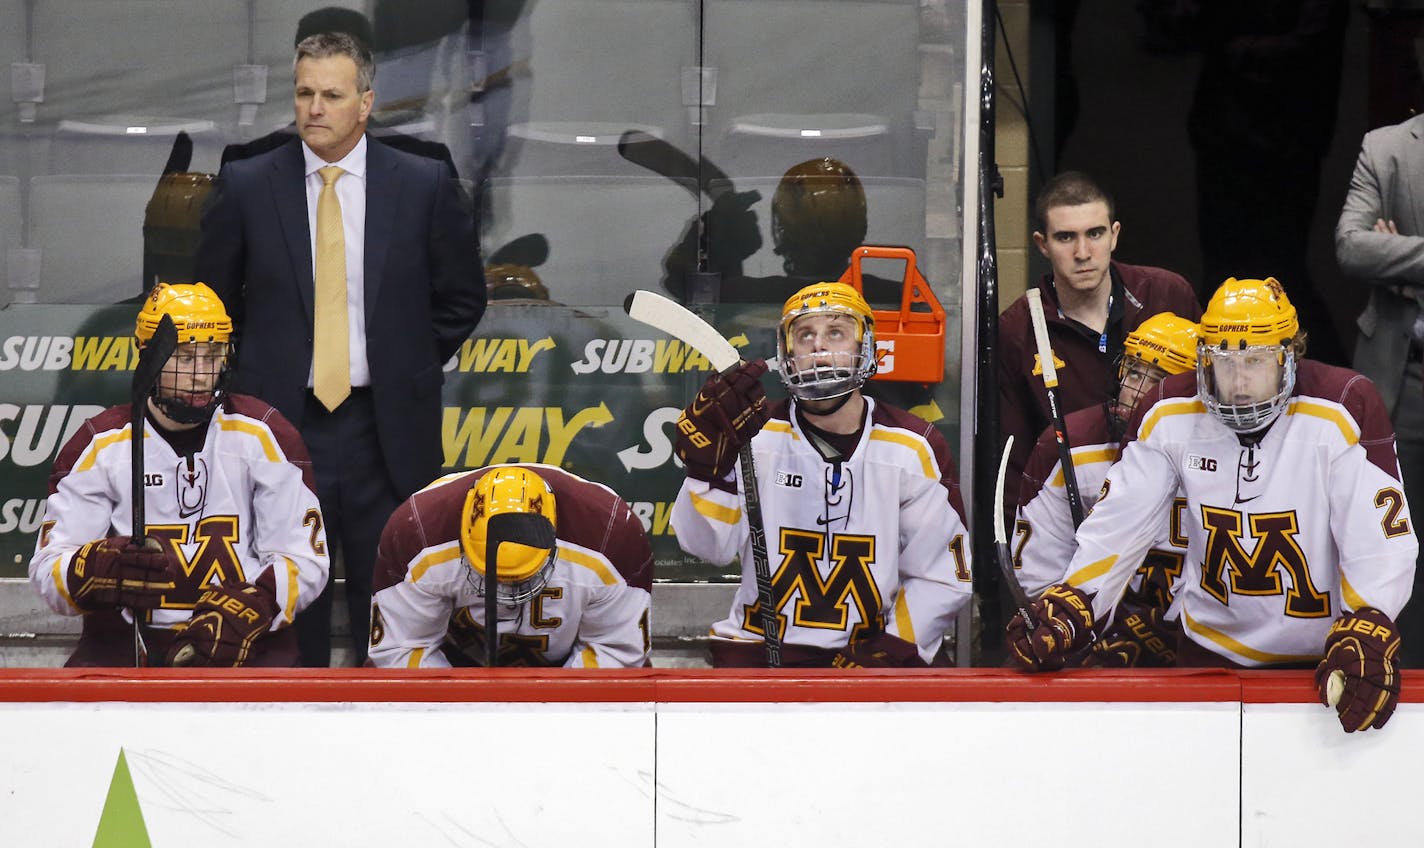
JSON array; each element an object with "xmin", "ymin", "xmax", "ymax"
[
  {"xmin": 1123, "ymin": 312, "xmax": 1199, "ymax": 376},
  {"xmin": 1198, "ymin": 277, "xmax": 1298, "ymax": 351},
  {"xmin": 1113, "ymin": 312, "xmax": 1199, "ymax": 428},
  {"xmin": 776, "ymin": 281, "xmax": 877, "ymax": 401},
  {"xmin": 136, "ymin": 282, "xmax": 233, "ymax": 424},
  {"xmin": 135, "ymin": 282, "xmax": 233, "ymax": 346},
  {"xmin": 460, "ymin": 467, "xmax": 558, "ymax": 605},
  {"xmin": 1197, "ymin": 277, "xmax": 1299, "ymax": 433}
]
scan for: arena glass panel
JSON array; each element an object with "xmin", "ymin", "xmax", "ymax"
[{"xmin": 0, "ymin": 2, "xmax": 978, "ymax": 661}]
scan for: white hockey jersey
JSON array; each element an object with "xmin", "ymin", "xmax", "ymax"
[
  {"xmin": 1064, "ymin": 363, "xmax": 1417, "ymax": 667},
  {"xmin": 672, "ymin": 397, "xmax": 973, "ymax": 663},
  {"xmin": 368, "ymin": 465, "xmax": 653, "ymax": 668},
  {"xmin": 1016, "ymin": 405, "xmax": 1186, "ymax": 606},
  {"xmin": 30, "ymin": 396, "xmax": 329, "ymax": 641}
]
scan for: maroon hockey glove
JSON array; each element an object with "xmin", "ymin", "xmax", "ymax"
[
  {"xmin": 1081, "ymin": 605, "xmax": 1178, "ymax": 668},
  {"xmin": 831, "ymin": 633, "xmax": 929, "ymax": 669},
  {"xmin": 166, "ymin": 581, "xmax": 279, "ymax": 667},
  {"xmin": 675, "ymin": 359, "xmax": 770, "ymax": 481},
  {"xmin": 66, "ymin": 536, "xmax": 179, "ymax": 611},
  {"xmin": 1006, "ymin": 583, "xmax": 1096, "ymax": 672},
  {"xmin": 1315, "ymin": 607, "xmax": 1402, "ymax": 733}
]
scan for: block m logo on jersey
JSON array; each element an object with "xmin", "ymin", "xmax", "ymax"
[
  {"xmin": 742, "ymin": 529, "xmax": 884, "ymax": 639},
  {"xmin": 145, "ymin": 516, "xmax": 245, "ymax": 605},
  {"xmin": 1199, "ymin": 506, "xmax": 1329, "ymax": 618}
]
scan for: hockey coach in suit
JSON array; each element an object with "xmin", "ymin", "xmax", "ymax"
[{"xmin": 196, "ymin": 31, "xmax": 485, "ymax": 666}]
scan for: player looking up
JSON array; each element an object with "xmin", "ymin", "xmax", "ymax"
[
  {"xmin": 1008, "ymin": 278, "xmax": 1417, "ymax": 733},
  {"xmin": 368, "ymin": 464, "xmax": 653, "ymax": 668},
  {"xmin": 671, "ymin": 281, "xmax": 973, "ymax": 667},
  {"xmin": 30, "ymin": 283, "xmax": 328, "ymax": 666},
  {"xmin": 1014, "ymin": 312, "xmax": 1199, "ymax": 667}
]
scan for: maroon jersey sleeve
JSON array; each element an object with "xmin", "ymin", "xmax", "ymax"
[
  {"xmin": 540, "ymin": 467, "xmax": 654, "ymax": 591},
  {"xmin": 226, "ymin": 394, "xmax": 319, "ymax": 493},
  {"xmin": 873, "ymin": 402, "xmax": 968, "ymax": 524},
  {"xmin": 1306, "ymin": 362, "xmax": 1404, "ymax": 481},
  {"xmin": 47, "ymin": 405, "xmax": 127, "ymax": 496}
]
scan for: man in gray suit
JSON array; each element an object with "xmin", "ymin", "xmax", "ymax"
[{"xmin": 1336, "ymin": 111, "xmax": 1424, "ymax": 665}]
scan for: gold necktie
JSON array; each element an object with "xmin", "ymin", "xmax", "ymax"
[{"xmin": 313, "ymin": 165, "xmax": 350, "ymax": 412}]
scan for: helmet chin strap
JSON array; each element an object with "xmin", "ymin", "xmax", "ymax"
[{"xmin": 798, "ymin": 390, "xmax": 856, "ymax": 417}]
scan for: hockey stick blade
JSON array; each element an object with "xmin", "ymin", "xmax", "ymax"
[
  {"xmin": 624, "ymin": 290, "xmax": 740, "ymax": 371},
  {"xmin": 993, "ymin": 435, "xmax": 1038, "ymax": 632},
  {"xmin": 483, "ymin": 511, "xmax": 557, "ymax": 668}
]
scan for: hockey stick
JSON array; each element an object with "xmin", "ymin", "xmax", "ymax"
[
  {"xmin": 130, "ymin": 313, "xmax": 178, "ymax": 667},
  {"xmin": 617, "ymin": 129, "xmax": 735, "ymax": 200},
  {"xmin": 623, "ymin": 290, "xmax": 783, "ymax": 667},
  {"xmin": 483, "ymin": 511, "xmax": 557, "ymax": 668},
  {"xmin": 993, "ymin": 435, "xmax": 1038, "ymax": 634},
  {"xmin": 1026, "ymin": 289, "xmax": 1087, "ymax": 528}
]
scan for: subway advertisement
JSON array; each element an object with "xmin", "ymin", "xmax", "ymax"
[{"xmin": 0, "ymin": 301, "xmax": 959, "ymax": 582}]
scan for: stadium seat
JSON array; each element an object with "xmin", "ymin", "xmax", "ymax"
[
  {"xmin": 28, "ymin": 174, "xmax": 152, "ymax": 304},
  {"xmin": 701, "ymin": 0, "xmax": 921, "ymax": 179},
  {"xmin": 29, "ymin": 0, "xmax": 247, "ymax": 129},
  {"xmin": 706, "ymin": 176, "xmax": 926, "ymax": 279},
  {"xmin": 480, "ymin": 175, "xmax": 697, "ymax": 306},
  {"xmin": 49, "ymin": 117, "xmax": 225, "ymax": 177},
  {"xmin": 502, "ymin": 0, "xmax": 698, "ymax": 175}
]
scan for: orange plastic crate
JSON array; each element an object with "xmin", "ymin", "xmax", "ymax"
[{"xmin": 837, "ymin": 246, "xmax": 947, "ymax": 383}]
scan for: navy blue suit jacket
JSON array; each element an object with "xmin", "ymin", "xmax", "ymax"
[{"xmin": 195, "ymin": 136, "xmax": 484, "ymax": 497}]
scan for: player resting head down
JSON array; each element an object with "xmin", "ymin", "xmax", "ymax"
[{"xmin": 368, "ymin": 464, "xmax": 654, "ymax": 668}]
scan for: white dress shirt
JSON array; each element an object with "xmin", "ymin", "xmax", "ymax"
[{"xmin": 302, "ymin": 135, "xmax": 371, "ymax": 388}]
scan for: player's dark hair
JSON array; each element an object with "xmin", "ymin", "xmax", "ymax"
[{"xmin": 1034, "ymin": 171, "xmax": 1116, "ymax": 233}]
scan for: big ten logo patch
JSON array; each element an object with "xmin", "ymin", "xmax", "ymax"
[
  {"xmin": 775, "ymin": 472, "xmax": 803, "ymax": 488},
  {"xmin": 1186, "ymin": 454, "xmax": 1217, "ymax": 472}
]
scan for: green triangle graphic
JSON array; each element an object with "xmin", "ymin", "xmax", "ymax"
[{"xmin": 92, "ymin": 749, "xmax": 152, "ymax": 848}]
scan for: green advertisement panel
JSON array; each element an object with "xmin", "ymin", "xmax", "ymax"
[{"xmin": 0, "ymin": 301, "xmax": 959, "ymax": 581}]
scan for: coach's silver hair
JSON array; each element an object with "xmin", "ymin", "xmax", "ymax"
[{"xmin": 294, "ymin": 32, "xmax": 375, "ymax": 93}]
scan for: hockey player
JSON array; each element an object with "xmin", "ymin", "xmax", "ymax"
[
  {"xmin": 368, "ymin": 464, "xmax": 653, "ymax": 668},
  {"xmin": 1009, "ymin": 278, "xmax": 1418, "ymax": 733},
  {"xmin": 1014, "ymin": 312, "xmax": 1199, "ymax": 667},
  {"xmin": 30, "ymin": 283, "xmax": 329, "ymax": 666},
  {"xmin": 671, "ymin": 282, "xmax": 973, "ymax": 667}
]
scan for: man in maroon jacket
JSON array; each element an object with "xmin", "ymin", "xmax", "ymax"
[{"xmin": 998, "ymin": 171, "xmax": 1202, "ymax": 511}]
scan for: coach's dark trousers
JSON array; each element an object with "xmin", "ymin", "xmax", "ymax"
[{"xmin": 297, "ymin": 388, "xmax": 402, "ymax": 667}]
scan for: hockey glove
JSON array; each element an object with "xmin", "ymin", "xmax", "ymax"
[
  {"xmin": 675, "ymin": 359, "xmax": 770, "ymax": 481},
  {"xmin": 1006, "ymin": 583, "xmax": 1095, "ymax": 672},
  {"xmin": 67, "ymin": 536, "xmax": 179, "ymax": 612},
  {"xmin": 1081, "ymin": 604, "xmax": 1178, "ymax": 668},
  {"xmin": 1315, "ymin": 607, "xmax": 1402, "ymax": 733},
  {"xmin": 166, "ymin": 581, "xmax": 278, "ymax": 667},
  {"xmin": 831, "ymin": 633, "xmax": 929, "ymax": 669}
]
